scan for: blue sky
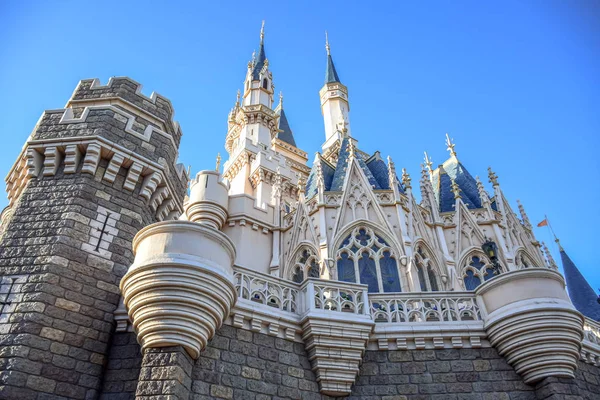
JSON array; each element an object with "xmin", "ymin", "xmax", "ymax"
[{"xmin": 1, "ymin": 1, "xmax": 599, "ymax": 289}]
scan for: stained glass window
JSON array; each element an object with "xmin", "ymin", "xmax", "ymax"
[
  {"xmin": 462, "ymin": 254, "xmax": 494, "ymax": 290},
  {"xmin": 336, "ymin": 226, "xmax": 402, "ymax": 293},
  {"xmin": 290, "ymin": 247, "xmax": 319, "ymax": 283}
]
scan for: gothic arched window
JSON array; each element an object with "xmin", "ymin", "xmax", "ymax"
[
  {"xmin": 462, "ymin": 255, "xmax": 494, "ymax": 290},
  {"xmin": 336, "ymin": 227, "xmax": 401, "ymax": 293},
  {"xmin": 414, "ymin": 245, "xmax": 439, "ymax": 292},
  {"xmin": 262, "ymin": 79, "xmax": 268, "ymax": 89},
  {"xmin": 290, "ymin": 248, "xmax": 320, "ymax": 283},
  {"xmin": 516, "ymin": 251, "xmax": 536, "ymax": 269}
]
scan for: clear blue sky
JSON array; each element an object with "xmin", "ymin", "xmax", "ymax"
[{"xmin": 1, "ymin": 1, "xmax": 599, "ymax": 290}]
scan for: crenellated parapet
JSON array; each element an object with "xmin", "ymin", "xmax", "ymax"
[{"xmin": 4, "ymin": 78, "xmax": 188, "ymax": 220}]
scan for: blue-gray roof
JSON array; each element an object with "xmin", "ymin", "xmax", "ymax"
[
  {"xmin": 561, "ymin": 248, "xmax": 600, "ymax": 321},
  {"xmin": 276, "ymin": 109, "xmax": 296, "ymax": 147},
  {"xmin": 325, "ymin": 54, "xmax": 340, "ymax": 84},
  {"xmin": 431, "ymin": 157, "xmax": 483, "ymax": 213},
  {"xmin": 305, "ymin": 156, "xmax": 335, "ymax": 199},
  {"xmin": 251, "ymin": 41, "xmax": 267, "ymax": 80},
  {"xmin": 305, "ymin": 138, "xmax": 404, "ymax": 198}
]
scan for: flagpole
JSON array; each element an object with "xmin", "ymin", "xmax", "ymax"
[{"xmin": 544, "ymin": 214, "xmax": 562, "ymax": 251}]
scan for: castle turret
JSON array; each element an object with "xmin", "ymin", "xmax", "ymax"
[
  {"xmin": 320, "ymin": 33, "xmax": 351, "ymax": 152},
  {"xmin": 0, "ymin": 77, "xmax": 188, "ymax": 399}
]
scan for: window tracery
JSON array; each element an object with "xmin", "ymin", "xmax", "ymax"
[
  {"xmin": 414, "ymin": 245, "xmax": 439, "ymax": 292},
  {"xmin": 290, "ymin": 247, "xmax": 320, "ymax": 283},
  {"xmin": 336, "ymin": 227, "xmax": 402, "ymax": 293},
  {"xmin": 516, "ymin": 251, "xmax": 535, "ymax": 269},
  {"xmin": 462, "ymin": 254, "xmax": 495, "ymax": 290}
]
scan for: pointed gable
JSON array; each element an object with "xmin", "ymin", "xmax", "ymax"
[
  {"xmin": 330, "ymin": 138, "xmax": 380, "ymax": 191},
  {"xmin": 560, "ymin": 247, "xmax": 600, "ymax": 321}
]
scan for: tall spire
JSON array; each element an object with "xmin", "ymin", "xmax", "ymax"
[
  {"xmin": 325, "ymin": 32, "xmax": 341, "ymax": 84},
  {"xmin": 558, "ymin": 241, "xmax": 600, "ymax": 321},
  {"xmin": 251, "ymin": 21, "xmax": 267, "ymax": 80},
  {"xmin": 445, "ymin": 133, "xmax": 457, "ymax": 158}
]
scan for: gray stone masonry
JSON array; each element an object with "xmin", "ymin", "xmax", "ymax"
[
  {"xmin": 100, "ymin": 332, "xmax": 143, "ymax": 400},
  {"xmin": 135, "ymin": 346, "xmax": 193, "ymax": 400},
  {"xmin": 98, "ymin": 325, "xmax": 600, "ymax": 400},
  {"xmin": 0, "ymin": 78, "xmax": 186, "ymax": 400}
]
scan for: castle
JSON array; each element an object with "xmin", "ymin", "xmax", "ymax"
[{"xmin": 1, "ymin": 23, "xmax": 600, "ymax": 400}]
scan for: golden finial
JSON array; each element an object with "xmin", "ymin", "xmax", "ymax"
[
  {"xmin": 451, "ymin": 179, "xmax": 461, "ymax": 199},
  {"xmin": 215, "ymin": 153, "xmax": 221, "ymax": 172},
  {"xmin": 445, "ymin": 133, "xmax": 457, "ymax": 158},
  {"xmin": 424, "ymin": 151, "xmax": 433, "ymax": 173},
  {"xmin": 236, "ymin": 89, "xmax": 241, "ymax": 104},
  {"xmin": 488, "ymin": 166, "xmax": 499, "ymax": 186},
  {"xmin": 325, "ymin": 31, "xmax": 330, "ymax": 55},
  {"xmin": 260, "ymin": 20, "xmax": 265, "ymax": 43}
]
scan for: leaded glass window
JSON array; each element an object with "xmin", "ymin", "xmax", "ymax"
[
  {"xmin": 414, "ymin": 245, "xmax": 439, "ymax": 292},
  {"xmin": 336, "ymin": 227, "xmax": 402, "ymax": 293},
  {"xmin": 291, "ymin": 248, "xmax": 320, "ymax": 283},
  {"xmin": 462, "ymin": 254, "xmax": 494, "ymax": 290}
]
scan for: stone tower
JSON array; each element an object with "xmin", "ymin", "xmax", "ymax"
[{"xmin": 0, "ymin": 77, "xmax": 187, "ymax": 399}]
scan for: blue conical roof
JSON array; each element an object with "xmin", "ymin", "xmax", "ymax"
[
  {"xmin": 276, "ymin": 109, "xmax": 296, "ymax": 147},
  {"xmin": 251, "ymin": 40, "xmax": 267, "ymax": 80},
  {"xmin": 431, "ymin": 157, "xmax": 482, "ymax": 213},
  {"xmin": 560, "ymin": 247, "xmax": 600, "ymax": 321},
  {"xmin": 325, "ymin": 54, "xmax": 340, "ymax": 84}
]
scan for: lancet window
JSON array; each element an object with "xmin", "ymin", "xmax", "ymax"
[
  {"xmin": 414, "ymin": 245, "xmax": 439, "ymax": 292},
  {"xmin": 290, "ymin": 248, "xmax": 320, "ymax": 283},
  {"xmin": 462, "ymin": 254, "xmax": 495, "ymax": 290},
  {"xmin": 336, "ymin": 227, "xmax": 402, "ymax": 293},
  {"xmin": 516, "ymin": 251, "xmax": 535, "ymax": 269}
]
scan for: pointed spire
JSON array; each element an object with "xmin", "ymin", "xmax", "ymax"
[
  {"xmin": 476, "ymin": 176, "xmax": 490, "ymax": 205},
  {"xmin": 445, "ymin": 133, "xmax": 457, "ymax": 158},
  {"xmin": 488, "ymin": 166, "xmax": 499, "ymax": 187},
  {"xmin": 260, "ymin": 20, "xmax": 265, "ymax": 44},
  {"xmin": 315, "ymin": 153, "xmax": 325, "ymax": 192},
  {"xmin": 402, "ymin": 168, "xmax": 412, "ymax": 190},
  {"xmin": 215, "ymin": 153, "xmax": 221, "ymax": 172},
  {"xmin": 450, "ymin": 178, "xmax": 461, "ymax": 199},
  {"xmin": 424, "ymin": 152, "xmax": 433, "ymax": 175},
  {"xmin": 516, "ymin": 200, "xmax": 533, "ymax": 230},
  {"xmin": 559, "ymin": 243, "xmax": 600, "ymax": 321},
  {"xmin": 324, "ymin": 32, "xmax": 341, "ymax": 84},
  {"xmin": 542, "ymin": 241, "xmax": 557, "ymax": 269},
  {"xmin": 236, "ymin": 89, "xmax": 241, "ymax": 105},
  {"xmin": 387, "ymin": 156, "xmax": 398, "ymax": 188}
]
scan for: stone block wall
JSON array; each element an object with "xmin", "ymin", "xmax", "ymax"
[
  {"xmin": 97, "ymin": 324, "xmax": 600, "ymax": 400},
  {"xmin": 0, "ymin": 77, "xmax": 186, "ymax": 399}
]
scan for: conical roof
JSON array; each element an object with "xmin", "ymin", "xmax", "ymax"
[{"xmin": 560, "ymin": 246, "xmax": 600, "ymax": 321}]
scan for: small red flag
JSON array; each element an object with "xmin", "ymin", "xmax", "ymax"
[{"xmin": 537, "ymin": 219, "xmax": 548, "ymax": 227}]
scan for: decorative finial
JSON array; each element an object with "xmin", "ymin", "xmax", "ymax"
[
  {"xmin": 215, "ymin": 153, "xmax": 221, "ymax": 172},
  {"xmin": 260, "ymin": 20, "xmax": 265, "ymax": 43},
  {"xmin": 325, "ymin": 31, "xmax": 330, "ymax": 55},
  {"xmin": 402, "ymin": 168, "xmax": 412, "ymax": 190},
  {"xmin": 488, "ymin": 167, "xmax": 499, "ymax": 186},
  {"xmin": 424, "ymin": 152, "xmax": 433, "ymax": 174},
  {"xmin": 475, "ymin": 176, "xmax": 490, "ymax": 205},
  {"xmin": 296, "ymin": 172, "xmax": 306, "ymax": 195},
  {"xmin": 450, "ymin": 178, "xmax": 461, "ymax": 199},
  {"xmin": 315, "ymin": 154, "xmax": 325, "ymax": 192},
  {"xmin": 279, "ymin": 91, "xmax": 283, "ymax": 108},
  {"xmin": 517, "ymin": 200, "xmax": 532, "ymax": 229},
  {"xmin": 347, "ymin": 139, "xmax": 355, "ymax": 160},
  {"xmin": 445, "ymin": 133, "xmax": 457, "ymax": 158},
  {"xmin": 272, "ymin": 166, "xmax": 282, "ymax": 204},
  {"xmin": 542, "ymin": 241, "xmax": 557, "ymax": 269},
  {"xmin": 387, "ymin": 156, "xmax": 398, "ymax": 187},
  {"xmin": 236, "ymin": 89, "xmax": 241, "ymax": 104},
  {"xmin": 555, "ymin": 237, "xmax": 564, "ymax": 252},
  {"xmin": 251, "ymin": 49, "xmax": 256, "ymax": 64},
  {"xmin": 420, "ymin": 164, "xmax": 428, "ymax": 181}
]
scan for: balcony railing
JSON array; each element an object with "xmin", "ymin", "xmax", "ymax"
[
  {"xmin": 233, "ymin": 267, "xmax": 480, "ymax": 323},
  {"xmin": 369, "ymin": 292, "xmax": 482, "ymax": 323},
  {"xmin": 233, "ymin": 266, "xmax": 299, "ymax": 313}
]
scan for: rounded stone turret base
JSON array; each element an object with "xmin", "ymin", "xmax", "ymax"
[
  {"xmin": 120, "ymin": 221, "xmax": 236, "ymax": 359},
  {"xmin": 476, "ymin": 269, "xmax": 584, "ymax": 384}
]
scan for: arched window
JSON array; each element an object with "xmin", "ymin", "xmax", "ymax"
[
  {"xmin": 262, "ymin": 79, "xmax": 268, "ymax": 89},
  {"xmin": 516, "ymin": 251, "xmax": 536, "ymax": 269},
  {"xmin": 290, "ymin": 248, "xmax": 319, "ymax": 283},
  {"xmin": 336, "ymin": 226, "xmax": 401, "ymax": 293},
  {"xmin": 462, "ymin": 254, "xmax": 495, "ymax": 290},
  {"xmin": 414, "ymin": 245, "xmax": 439, "ymax": 292}
]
